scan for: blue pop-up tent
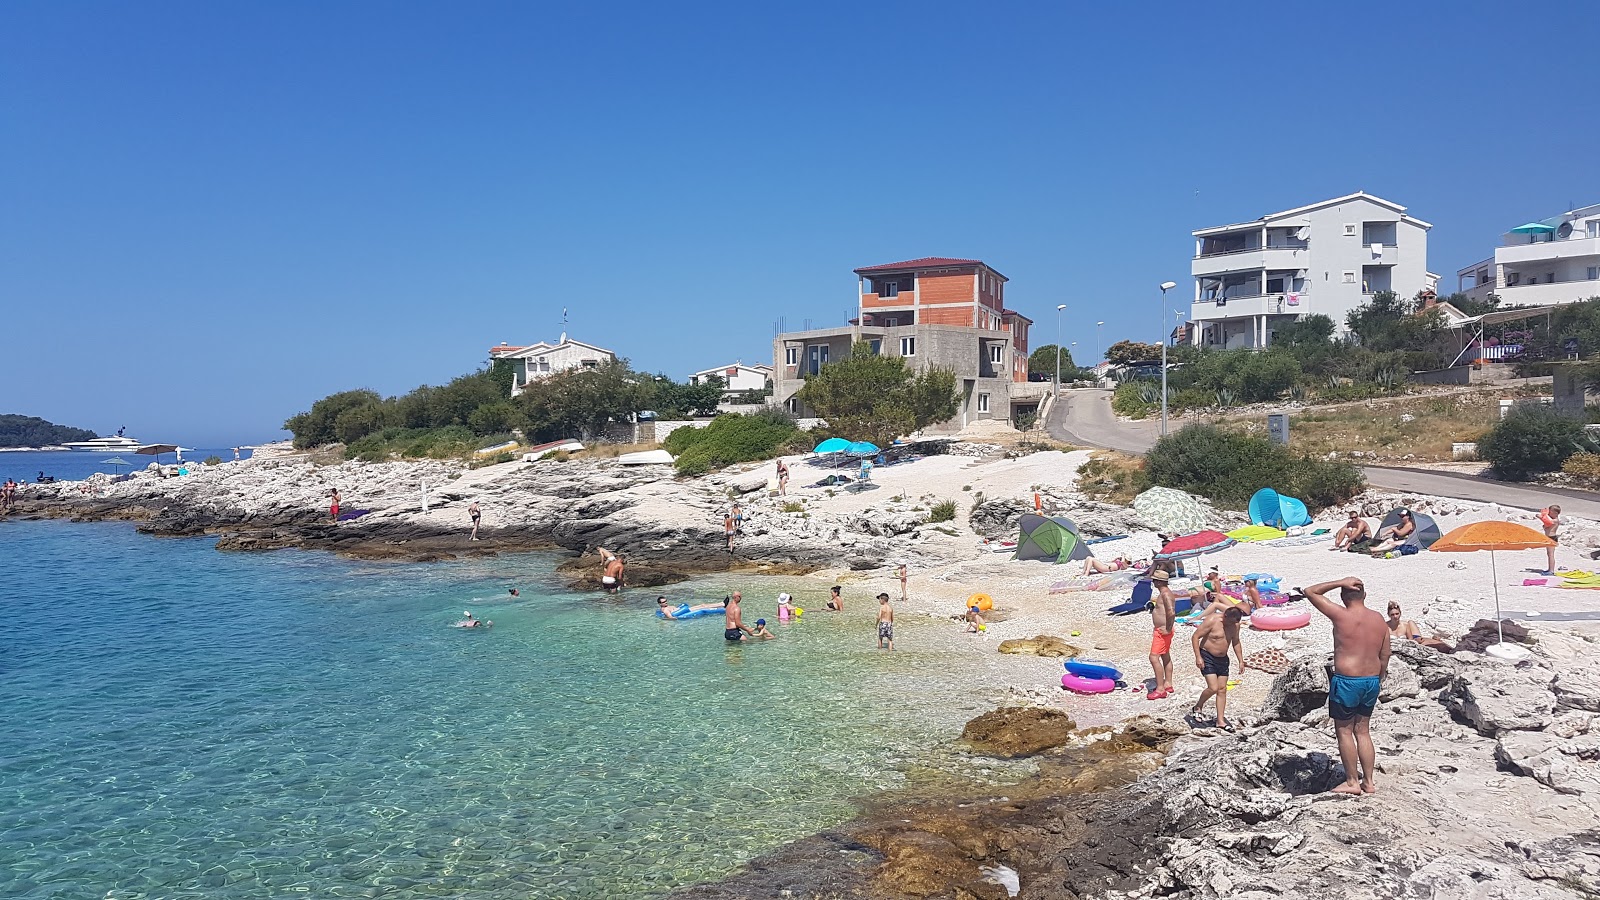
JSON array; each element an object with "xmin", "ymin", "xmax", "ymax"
[{"xmin": 1248, "ymin": 487, "xmax": 1312, "ymax": 529}]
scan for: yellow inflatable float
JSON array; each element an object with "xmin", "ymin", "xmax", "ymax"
[{"xmin": 967, "ymin": 593, "xmax": 994, "ymax": 612}]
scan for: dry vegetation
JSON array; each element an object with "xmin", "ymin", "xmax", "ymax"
[
  {"xmin": 1224, "ymin": 391, "xmax": 1511, "ymax": 463},
  {"xmin": 1075, "ymin": 450, "xmax": 1149, "ymax": 505}
]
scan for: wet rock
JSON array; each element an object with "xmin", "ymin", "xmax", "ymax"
[
  {"xmin": 996, "ymin": 635, "xmax": 1081, "ymax": 658},
  {"xmin": 961, "ymin": 707, "xmax": 1077, "ymax": 758}
]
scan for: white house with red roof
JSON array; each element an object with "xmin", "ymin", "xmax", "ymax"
[
  {"xmin": 487, "ymin": 334, "xmax": 616, "ymax": 396},
  {"xmin": 689, "ymin": 362, "xmax": 773, "ymax": 396}
]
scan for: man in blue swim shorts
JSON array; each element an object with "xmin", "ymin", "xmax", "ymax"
[{"xmin": 1299, "ymin": 576, "xmax": 1391, "ymax": 796}]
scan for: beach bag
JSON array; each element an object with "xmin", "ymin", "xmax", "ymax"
[{"xmin": 1399, "ymin": 543, "xmax": 1420, "ymax": 556}]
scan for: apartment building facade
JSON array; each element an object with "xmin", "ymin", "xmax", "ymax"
[
  {"xmin": 1190, "ymin": 192, "xmax": 1436, "ymax": 349},
  {"xmin": 772, "ymin": 257, "xmax": 1041, "ymax": 430},
  {"xmin": 1455, "ymin": 202, "xmax": 1600, "ymax": 309}
]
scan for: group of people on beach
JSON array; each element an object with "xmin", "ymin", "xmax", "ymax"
[
  {"xmin": 652, "ymin": 574, "xmax": 903, "ymax": 651},
  {"xmin": 1328, "ymin": 509, "xmax": 1416, "ymax": 557}
]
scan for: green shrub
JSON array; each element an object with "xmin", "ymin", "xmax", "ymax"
[
  {"xmin": 668, "ymin": 411, "xmax": 800, "ymax": 475},
  {"xmin": 927, "ymin": 500, "xmax": 957, "ymax": 523},
  {"xmin": 203, "ymin": 455, "xmax": 223, "ymax": 466},
  {"xmin": 1478, "ymin": 406, "xmax": 1591, "ymax": 480},
  {"xmin": 343, "ymin": 425, "xmax": 477, "ymax": 461},
  {"xmin": 1144, "ymin": 424, "xmax": 1363, "ymax": 510},
  {"xmin": 781, "ymin": 501, "xmax": 805, "ymax": 513},
  {"xmin": 1014, "ymin": 410, "xmax": 1038, "ymax": 431},
  {"xmin": 1112, "ymin": 382, "xmax": 1155, "ymax": 419},
  {"xmin": 470, "ymin": 450, "xmax": 518, "ymax": 469}
]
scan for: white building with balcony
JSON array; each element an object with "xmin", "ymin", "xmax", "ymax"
[
  {"xmin": 1455, "ymin": 203, "xmax": 1600, "ymax": 310},
  {"xmin": 1189, "ymin": 192, "xmax": 1435, "ymax": 349}
]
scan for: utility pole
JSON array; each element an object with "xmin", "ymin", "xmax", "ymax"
[{"xmin": 1159, "ymin": 282, "xmax": 1177, "ymax": 436}]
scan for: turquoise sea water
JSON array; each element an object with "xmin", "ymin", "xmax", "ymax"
[
  {"xmin": 2, "ymin": 448, "xmax": 253, "ymax": 484},
  {"xmin": 1, "ymin": 521, "xmax": 1003, "ymax": 898}
]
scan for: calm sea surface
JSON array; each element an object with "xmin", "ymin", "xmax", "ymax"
[
  {"xmin": 0, "ymin": 520, "xmax": 1009, "ymax": 898},
  {"xmin": 2, "ymin": 448, "xmax": 254, "ymax": 484}
]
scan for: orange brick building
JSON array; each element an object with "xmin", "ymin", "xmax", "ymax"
[{"xmin": 773, "ymin": 257, "xmax": 1045, "ymax": 431}]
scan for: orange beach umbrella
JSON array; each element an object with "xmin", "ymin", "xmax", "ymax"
[{"xmin": 1430, "ymin": 521, "xmax": 1553, "ymax": 659}]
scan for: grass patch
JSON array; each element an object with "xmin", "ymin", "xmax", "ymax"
[
  {"xmin": 781, "ymin": 501, "xmax": 804, "ymax": 513},
  {"xmin": 927, "ymin": 500, "xmax": 957, "ymax": 522},
  {"xmin": 1076, "ymin": 451, "xmax": 1151, "ymax": 505}
]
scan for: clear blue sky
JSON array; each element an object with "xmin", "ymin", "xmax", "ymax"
[{"xmin": 4, "ymin": 1, "xmax": 1596, "ymax": 445}]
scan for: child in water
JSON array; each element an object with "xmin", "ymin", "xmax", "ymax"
[{"xmin": 750, "ymin": 618, "xmax": 776, "ymax": 640}]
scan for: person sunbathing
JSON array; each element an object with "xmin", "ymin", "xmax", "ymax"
[
  {"xmin": 1387, "ymin": 601, "xmax": 1454, "ymax": 651},
  {"xmin": 1082, "ymin": 556, "xmax": 1131, "ymax": 576},
  {"xmin": 1368, "ymin": 510, "xmax": 1416, "ymax": 556},
  {"xmin": 1331, "ymin": 511, "xmax": 1372, "ymax": 551}
]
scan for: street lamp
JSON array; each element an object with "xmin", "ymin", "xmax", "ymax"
[
  {"xmin": 1055, "ymin": 304, "xmax": 1067, "ymax": 395},
  {"xmin": 1159, "ymin": 282, "xmax": 1178, "ymax": 437},
  {"xmin": 1095, "ymin": 321, "xmax": 1104, "ymax": 364}
]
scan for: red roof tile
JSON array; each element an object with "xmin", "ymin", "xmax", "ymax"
[
  {"xmin": 854, "ymin": 257, "xmax": 985, "ymax": 274},
  {"xmin": 488, "ymin": 345, "xmax": 527, "ymax": 355}
]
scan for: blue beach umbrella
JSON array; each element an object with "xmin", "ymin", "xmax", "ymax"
[
  {"xmin": 813, "ymin": 437, "xmax": 850, "ymax": 454},
  {"xmin": 102, "ymin": 457, "xmax": 132, "ymax": 474},
  {"xmin": 846, "ymin": 441, "xmax": 880, "ymax": 456}
]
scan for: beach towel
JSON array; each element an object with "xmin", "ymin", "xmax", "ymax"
[
  {"xmin": 1226, "ymin": 525, "xmax": 1287, "ymax": 543},
  {"xmin": 1244, "ymin": 648, "xmax": 1291, "ymax": 675},
  {"xmin": 1259, "ymin": 534, "xmax": 1330, "ymax": 548},
  {"xmin": 336, "ymin": 509, "xmax": 371, "ymax": 521}
]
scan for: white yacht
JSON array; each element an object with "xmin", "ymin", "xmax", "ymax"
[{"xmin": 61, "ymin": 435, "xmax": 144, "ymax": 451}]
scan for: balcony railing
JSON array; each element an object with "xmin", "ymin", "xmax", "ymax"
[{"xmin": 1195, "ymin": 241, "xmax": 1308, "ymax": 259}]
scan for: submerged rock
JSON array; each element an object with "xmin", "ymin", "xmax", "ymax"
[
  {"xmin": 961, "ymin": 707, "xmax": 1077, "ymax": 758},
  {"xmin": 996, "ymin": 635, "xmax": 1081, "ymax": 658}
]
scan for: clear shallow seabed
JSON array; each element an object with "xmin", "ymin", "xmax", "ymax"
[{"xmin": 1, "ymin": 521, "xmax": 1015, "ymax": 898}]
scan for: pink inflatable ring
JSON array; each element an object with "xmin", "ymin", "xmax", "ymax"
[
  {"xmin": 1061, "ymin": 672, "xmax": 1117, "ymax": 694},
  {"xmin": 1250, "ymin": 605, "xmax": 1312, "ymax": 631}
]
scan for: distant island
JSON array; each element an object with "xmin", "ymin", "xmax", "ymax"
[{"xmin": 0, "ymin": 414, "xmax": 97, "ymax": 448}]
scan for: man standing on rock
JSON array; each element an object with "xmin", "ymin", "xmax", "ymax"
[
  {"xmin": 329, "ymin": 488, "xmax": 341, "ymax": 524},
  {"xmin": 724, "ymin": 590, "xmax": 752, "ymax": 642},
  {"xmin": 1147, "ymin": 570, "xmax": 1177, "ymax": 700},
  {"xmin": 1299, "ymin": 576, "xmax": 1390, "ymax": 795},
  {"xmin": 1190, "ymin": 606, "xmax": 1244, "ymax": 729},
  {"xmin": 602, "ymin": 553, "xmax": 625, "ymax": 594},
  {"xmin": 724, "ymin": 511, "xmax": 737, "ymax": 553},
  {"xmin": 468, "ymin": 501, "xmax": 481, "ymax": 541}
]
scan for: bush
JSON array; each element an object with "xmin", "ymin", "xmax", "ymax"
[
  {"xmin": 1112, "ymin": 382, "xmax": 1155, "ymax": 418},
  {"xmin": 927, "ymin": 500, "xmax": 957, "ymax": 523},
  {"xmin": 203, "ymin": 455, "xmax": 223, "ymax": 466},
  {"xmin": 667, "ymin": 411, "xmax": 800, "ymax": 475},
  {"xmin": 343, "ymin": 425, "xmax": 477, "ymax": 461},
  {"xmin": 1076, "ymin": 452, "xmax": 1152, "ymax": 505},
  {"xmin": 1563, "ymin": 451, "xmax": 1600, "ymax": 479},
  {"xmin": 1144, "ymin": 424, "xmax": 1363, "ymax": 510},
  {"xmin": 1478, "ymin": 406, "xmax": 1591, "ymax": 480}
]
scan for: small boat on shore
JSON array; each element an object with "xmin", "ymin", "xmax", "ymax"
[{"xmin": 617, "ymin": 449, "xmax": 673, "ymax": 466}]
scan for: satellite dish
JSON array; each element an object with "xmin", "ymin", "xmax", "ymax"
[
  {"xmin": 1295, "ymin": 226, "xmax": 1310, "ymax": 242},
  {"xmin": 1558, "ymin": 222, "xmax": 1574, "ymax": 239}
]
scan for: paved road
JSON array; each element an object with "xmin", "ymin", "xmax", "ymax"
[{"xmin": 1046, "ymin": 388, "xmax": 1600, "ymax": 518}]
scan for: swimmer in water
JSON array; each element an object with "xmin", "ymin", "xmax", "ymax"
[
  {"xmin": 750, "ymin": 618, "xmax": 776, "ymax": 640},
  {"xmin": 457, "ymin": 610, "xmax": 492, "ymax": 629},
  {"xmin": 508, "ymin": 588, "xmax": 520, "ymax": 597}
]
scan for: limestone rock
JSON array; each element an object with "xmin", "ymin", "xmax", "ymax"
[
  {"xmin": 1443, "ymin": 666, "xmax": 1557, "ymax": 736},
  {"xmin": 961, "ymin": 707, "xmax": 1077, "ymax": 757},
  {"xmin": 967, "ymin": 499, "xmax": 1029, "ymax": 539},
  {"xmin": 996, "ymin": 635, "xmax": 1081, "ymax": 658},
  {"xmin": 1258, "ymin": 654, "xmax": 1330, "ymax": 723},
  {"xmin": 1553, "ymin": 664, "xmax": 1600, "ymax": 713}
]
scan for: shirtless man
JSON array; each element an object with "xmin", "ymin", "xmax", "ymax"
[
  {"xmin": 602, "ymin": 554, "xmax": 625, "ymax": 594},
  {"xmin": 1299, "ymin": 577, "xmax": 1390, "ymax": 795},
  {"xmin": 1540, "ymin": 505, "xmax": 1561, "ymax": 575},
  {"xmin": 1331, "ymin": 511, "xmax": 1371, "ymax": 552},
  {"xmin": 1190, "ymin": 607, "xmax": 1245, "ymax": 729},
  {"xmin": 723, "ymin": 590, "xmax": 753, "ymax": 642},
  {"xmin": 876, "ymin": 592, "xmax": 894, "ymax": 650},
  {"xmin": 468, "ymin": 501, "xmax": 481, "ymax": 541},
  {"xmin": 1147, "ymin": 570, "xmax": 1177, "ymax": 699},
  {"xmin": 329, "ymin": 488, "xmax": 341, "ymax": 523}
]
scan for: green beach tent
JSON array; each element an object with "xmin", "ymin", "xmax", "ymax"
[{"xmin": 1013, "ymin": 514, "xmax": 1093, "ymax": 564}]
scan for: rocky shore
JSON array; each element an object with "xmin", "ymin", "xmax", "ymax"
[{"xmin": 677, "ymin": 627, "xmax": 1600, "ymax": 899}]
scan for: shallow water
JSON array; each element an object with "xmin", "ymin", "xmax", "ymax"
[{"xmin": 0, "ymin": 521, "xmax": 1013, "ymax": 898}]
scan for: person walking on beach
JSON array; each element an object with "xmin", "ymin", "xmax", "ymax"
[
  {"xmin": 724, "ymin": 512, "xmax": 737, "ymax": 553},
  {"xmin": 1540, "ymin": 505, "xmax": 1562, "ymax": 575},
  {"xmin": 468, "ymin": 501, "xmax": 481, "ymax": 541},
  {"xmin": 1299, "ymin": 576, "xmax": 1390, "ymax": 796},
  {"xmin": 1146, "ymin": 570, "xmax": 1177, "ymax": 700},
  {"xmin": 602, "ymin": 553, "xmax": 625, "ymax": 594},
  {"xmin": 897, "ymin": 563, "xmax": 908, "ymax": 602},
  {"xmin": 724, "ymin": 590, "xmax": 752, "ymax": 642},
  {"xmin": 776, "ymin": 459, "xmax": 789, "ymax": 496},
  {"xmin": 876, "ymin": 592, "xmax": 894, "ymax": 650},
  {"xmin": 1190, "ymin": 607, "xmax": 1245, "ymax": 729},
  {"xmin": 329, "ymin": 488, "xmax": 341, "ymax": 524}
]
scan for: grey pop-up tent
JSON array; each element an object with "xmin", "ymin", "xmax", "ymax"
[
  {"xmin": 1378, "ymin": 508, "xmax": 1442, "ymax": 549},
  {"xmin": 1013, "ymin": 514, "xmax": 1093, "ymax": 563}
]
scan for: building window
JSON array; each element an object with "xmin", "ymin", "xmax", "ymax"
[
  {"xmin": 881, "ymin": 281, "xmax": 899, "ymax": 298},
  {"xmin": 1342, "ymin": 271, "xmax": 1356, "ymax": 284},
  {"xmin": 1589, "ymin": 220, "xmax": 1600, "ymax": 238},
  {"xmin": 989, "ymin": 344, "xmax": 1002, "ymax": 364},
  {"xmin": 977, "ymin": 392, "xmax": 990, "ymax": 413},
  {"xmin": 787, "ymin": 397, "xmax": 799, "ymax": 414},
  {"xmin": 868, "ymin": 339, "xmax": 882, "ymax": 355},
  {"xmin": 784, "ymin": 347, "xmax": 798, "ymax": 366},
  {"xmin": 1343, "ymin": 224, "xmax": 1357, "ymax": 237},
  {"xmin": 1588, "ymin": 267, "xmax": 1599, "ymax": 281},
  {"xmin": 883, "ymin": 316, "xmax": 898, "ymax": 326},
  {"xmin": 900, "ymin": 337, "xmax": 916, "ymax": 356}
]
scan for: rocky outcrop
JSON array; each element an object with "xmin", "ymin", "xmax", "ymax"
[
  {"xmin": 997, "ymin": 635, "xmax": 1081, "ymax": 658},
  {"xmin": 968, "ymin": 498, "xmax": 1030, "ymax": 539},
  {"xmin": 962, "ymin": 707, "xmax": 1078, "ymax": 757}
]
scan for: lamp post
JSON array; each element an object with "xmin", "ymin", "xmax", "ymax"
[
  {"xmin": 1159, "ymin": 282, "xmax": 1178, "ymax": 437},
  {"xmin": 1055, "ymin": 303, "xmax": 1067, "ymax": 395},
  {"xmin": 1095, "ymin": 321, "xmax": 1104, "ymax": 363}
]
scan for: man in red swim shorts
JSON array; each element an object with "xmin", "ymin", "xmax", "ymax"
[{"xmin": 1147, "ymin": 570, "xmax": 1177, "ymax": 699}]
